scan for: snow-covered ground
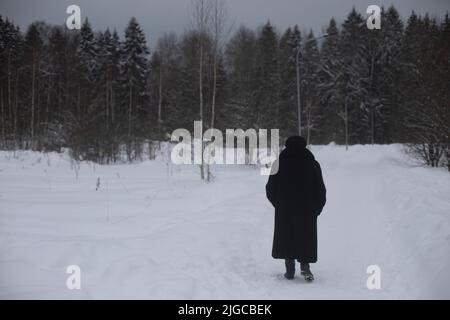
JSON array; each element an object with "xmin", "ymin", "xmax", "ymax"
[{"xmin": 0, "ymin": 144, "xmax": 449, "ymax": 299}]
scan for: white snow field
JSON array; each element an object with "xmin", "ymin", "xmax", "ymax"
[{"xmin": 0, "ymin": 144, "xmax": 449, "ymax": 299}]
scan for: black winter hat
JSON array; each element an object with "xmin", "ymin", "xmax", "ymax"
[{"xmin": 285, "ymin": 136, "xmax": 307, "ymax": 149}]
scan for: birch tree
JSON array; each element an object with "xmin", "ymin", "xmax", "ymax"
[{"xmin": 191, "ymin": 0, "xmax": 212, "ymax": 180}]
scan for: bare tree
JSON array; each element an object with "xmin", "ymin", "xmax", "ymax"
[
  {"xmin": 209, "ymin": 0, "xmax": 229, "ymax": 130},
  {"xmin": 206, "ymin": 0, "xmax": 230, "ymax": 182},
  {"xmin": 191, "ymin": 0, "xmax": 212, "ymax": 180},
  {"xmin": 405, "ymin": 101, "xmax": 449, "ymax": 169}
]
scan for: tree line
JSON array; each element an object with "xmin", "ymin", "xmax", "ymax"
[{"xmin": 0, "ymin": 3, "xmax": 449, "ymax": 169}]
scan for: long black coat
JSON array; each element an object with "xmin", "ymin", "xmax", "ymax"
[{"xmin": 266, "ymin": 144, "xmax": 326, "ymax": 262}]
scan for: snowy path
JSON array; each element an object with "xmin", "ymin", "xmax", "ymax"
[{"xmin": 0, "ymin": 145, "xmax": 449, "ymax": 299}]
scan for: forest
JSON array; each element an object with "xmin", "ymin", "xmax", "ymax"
[{"xmin": 0, "ymin": 3, "xmax": 449, "ymax": 169}]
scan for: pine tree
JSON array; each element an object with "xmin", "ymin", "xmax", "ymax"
[
  {"xmin": 278, "ymin": 26, "xmax": 301, "ymax": 139},
  {"xmin": 93, "ymin": 28, "xmax": 121, "ymax": 162},
  {"xmin": 357, "ymin": 7, "xmax": 385, "ymax": 144},
  {"xmin": 224, "ymin": 26, "xmax": 258, "ymax": 129},
  {"xmin": 48, "ymin": 26, "xmax": 67, "ymax": 119},
  {"xmin": 318, "ymin": 17, "xmax": 342, "ymax": 144},
  {"xmin": 78, "ymin": 19, "xmax": 98, "ymax": 82},
  {"xmin": 379, "ymin": 6, "xmax": 404, "ymax": 143},
  {"xmin": 254, "ymin": 22, "xmax": 279, "ymax": 129},
  {"xmin": 120, "ymin": 17, "xmax": 149, "ymax": 159},
  {"xmin": 340, "ymin": 8, "xmax": 366, "ymax": 147}
]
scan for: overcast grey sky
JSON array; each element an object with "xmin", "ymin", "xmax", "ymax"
[{"xmin": 2, "ymin": 0, "xmax": 449, "ymax": 47}]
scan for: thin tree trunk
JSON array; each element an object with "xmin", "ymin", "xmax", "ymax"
[
  {"xmin": 127, "ymin": 82, "xmax": 133, "ymax": 163},
  {"xmin": 46, "ymin": 76, "xmax": 51, "ymax": 129},
  {"xmin": 128, "ymin": 83, "xmax": 132, "ymax": 138},
  {"xmin": 211, "ymin": 65, "xmax": 217, "ymax": 129},
  {"xmin": 57, "ymin": 76, "xmax": 61, "ymax": 120},
  {"xmin": 110, "ymin": 81, "xmax": 115, "ymax": 124},
  {"xmin": 105, "ymin": 76, "xmax": 109, "ymax": 131},
  {"xmin": 31, "ymin": 55, "xmax": 36, "ymax": 150},
  {"xmin": 207, "ymin": 61, "xmax": 217, "ymax": 182},
  {"xmin": 371, "ymin": 108, "xmax": 375, "ymax": 145},
  {"xmin": 199, "ymin": 44, "xmax": 204, "ymax": 122},
  {"xmin": 77, "ymin": 85, "xmax": 81, "ymax": 121},
  {"xmin": 211, "ymin": 1, "xmax": 219, "ymax": 131},
  {"xmin": 370, "ymin": 56, "xmax": 375, "ymax": 145},
  {"xmin": 307, "ymin": 103, "xmax": 311, "ymax": 145},
  {"xmin": 208, "ymin": 3, "xmax": 220, "ymax": 182},
  {"xmin": 14, "ymin": 71, "xmax": 19, "ymax": 145},
  {"xmin": 7, "ymin": 50, "xmax": 12, "ymax": 124},
  {"xmin": 36, "ymin": 71, "xmax": 41, "ymax": 145},
  {"xmin": 106, "ymin": 77, "xmax": 111, "ymax": 163},
  {"xmin": 193, "ymin": 0, "xmax": 211, "ymax": 180},
  {"xmin": 1, "ymin": 87, "xmax": 5, "ymax": 147},
  {"xmin": 199, "ymin": 34, "xmax": 205, "ymax": 180},
  {"xmin": 345, "ymin": 98, "xmax": 349, "ymax": 151},
  {"xmin": 446, "ymin": 148, "xmax": 450, "ymax": 172},
  {"xmin": 210, "ymin": 61, "xmax": 217, "ymax": 128},
  {"xmin": 158, "ymin": 68, "xmax": 163, "ymax": 139},
  {"xmin": 296, "ymin": 49, "xmax": 301, "ymax": 136}
]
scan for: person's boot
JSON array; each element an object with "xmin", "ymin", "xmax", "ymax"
[
  {"xmin": 284, "ymin": 259, "xmax": 295, "ymax": 280},
  {"xmin": 300, "ymin": 262, "xmax": 314, "ymax": 282}
]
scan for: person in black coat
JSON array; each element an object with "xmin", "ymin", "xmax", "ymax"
[{"xmin": 266, "ymin": 136, "xmax": 326, "ymax": 281}]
